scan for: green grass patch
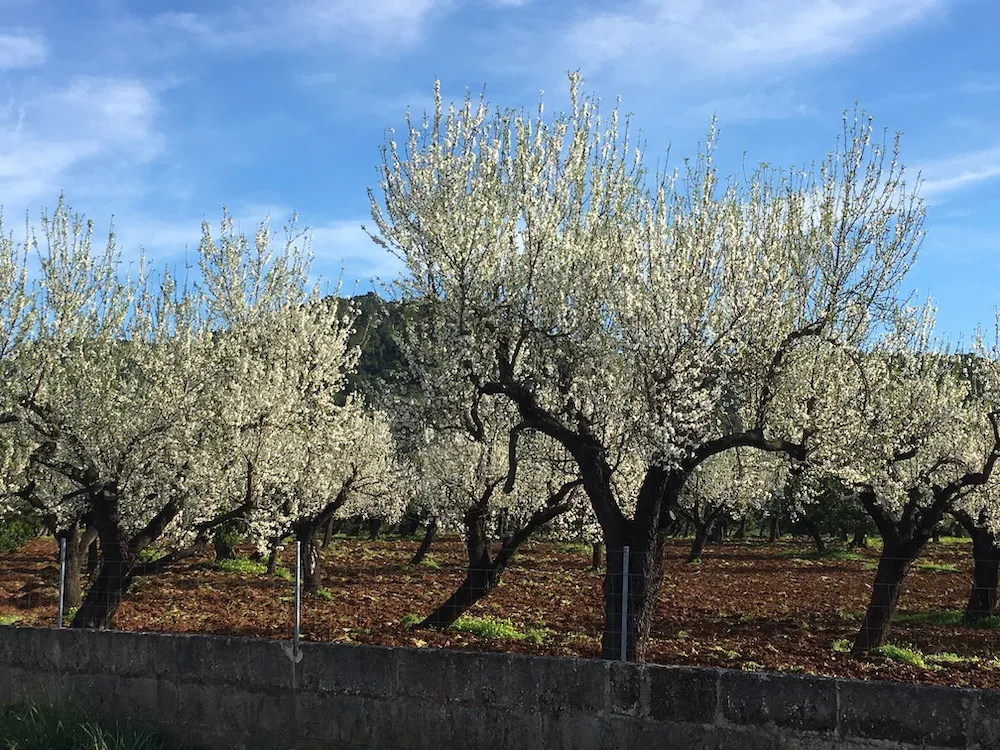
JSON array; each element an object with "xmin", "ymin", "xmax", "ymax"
[
  {"xmin": 832, "ymin": 638, "xmax": 852, "ymax": 653},
  {"xmin": 0, "ymin": 701, "xmax": 202, "ymax": 750},
  {"xmin": 552, "ymin": 542, "xmax": 591, "ymax": 555},
  {"xmin": 895, "ymin": 609, "xmax": 1000, "ymax": 630},
  {"xmin": 914, "ymin": 561, "xmax": 959, "ymax": 573},
  {"xmin": 874, "ymin": 643, "xmax": 928, "ymax": 668},
  {"xmin": 0, "ymin": 615, "xmax": 19, "ymax": 626},
  {"xmin": 210, "ymin": 556, "xmax": 267, "ymax": 575},
  {"xmin": 314, "ymin": 589, "xmax": 333, "ymax": 602},
  {"xmin": 450, "ymin": 615, "xmax": 548, "ymax": 644},
  {"xmin": 210, "ymin": 556, "xmax": 293, "ymax": 581},
  {"xmin": 418, "ymin": 556, "xmax": 440, "ymax": 569},
  {"xmin": 778, "ymin": 548, "xmax": 866, "ymax": 563},
  {"xmin": 401, "ymin": 613, "xmax": 422, "ymax": 628}
]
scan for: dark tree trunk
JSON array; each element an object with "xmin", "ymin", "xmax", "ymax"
[
  {"xmin": 420, "ymin": 480, "xmax": 577, "ymax": 631},
  {"xmin": 805, "ymin": 519, "xmax": 826, "ymax": 555},
  {"xmin": 601, "ymin": 539, "xmax": 667, "ymax": 662},
  {"xmin": 852, "ymin": 487, "xmax": 940, "ymax": 654},
  {"xmin": 409, "ymin": 517, "xmax": 438, "ymax": 566},
  {"xmin": 734, "ymin": 516, "xmax": 747, "ymax": 541},
  {"xmin": 687, "ymin": 521, "xmax": 712, "ymax": 563},
  {"xmin": 965, "ymin": 527, "xmax": 999, "ymax": 624},
  {"xmin": 420, "ymin": 500, "xmax": 502, "ymax": 630},
  {"xmin": 86, "ymin": 532, "xmax": 100, "ymax": 578},
  {"xmin": 71, "ymin": 550, "xmax": 134, "ymax": 629},
  {"xmin": 591, "ymin": 542, "xmax": 603, "ymax": 571},
  {"xmin": 366, "ymin": 518, "xmax": 383, "ymax": 541},
  {"xmin": 266, "ymin": 541, "xmax": 281, "ymax": 575},
  {"xmin": 70, "ymin": 489, "xmax": 142, "ymax": 630},
  {"xmin": 322, "ymin": 516, "xmax": 335, "ymax": 548},
  {"xmin": 708, "ymin": 520, "xmax": 726, "ymax": 545},
  {"xmin": 213, "ymin": 529, "xmax": 237, "ymax": 561},
  {"xmin": 852, "ymin": 540, "xmax": 919, "ymax": 653},
  {"xmin": 420, "ymin": 566, "xmax": 499, "ymax": 628},
  {"xmin": 292, "ymin": 522, "xmax": 324, "ymax": 594},
  {"xmin": 850, "ymin": 528, "xmax": 867, "ymax": 548},
  {"xmin": 397, "ymin": 512, "xmax": 421, "ymax": 538},
  {"xmin": 303, "ymin": 536, "xmax": 322, "ymax": 594},
  {"xmin": 57, "ymin": 526, "xmax": 84, "ymax": 609},
  {"xmin": 71, "ymin": 508, "xmax": 135, "ymax": 630},
  {"xmin": 954, "ymin": 511, "xmax": 1000, "ymax": 624},
  {"xmin": 768, "ymin": 516, "xmax": 779, "ymax": 543}
]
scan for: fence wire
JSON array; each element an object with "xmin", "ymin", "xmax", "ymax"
[{"xmin": 1, "ymin": 533, "xmax": 998, "ymax": 676}]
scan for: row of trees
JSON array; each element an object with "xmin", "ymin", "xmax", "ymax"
[
  {"xmin": 0, "ymin": 207, "xmax": 405, "ymax": 627},
  {"xmin": 367, "ymin": 75, "xmax": 1000, "ymax": 659},
  {"xmin": 2, "ymin": 73, "xmax": 999, "ymax": 664}
]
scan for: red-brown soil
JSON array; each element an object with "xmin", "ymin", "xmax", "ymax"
[{"xmin": 2, "ymin": 536, "xmax": 998, "ymax": 688}]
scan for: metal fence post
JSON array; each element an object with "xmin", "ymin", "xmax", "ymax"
[
  {"xmin": 281, "ymin": 541, "xmax": 304, "ymax": 672},
  {"xmin": 294, "ymin": 540, "xmax": 302, "ymax": 652},
  {"xmin": 57, "ymin": 537, "xmax": 67, "ymax": 628},
  {"xmin": 620, "ymin": 545, "xmax": 630, "ymax": 662}
]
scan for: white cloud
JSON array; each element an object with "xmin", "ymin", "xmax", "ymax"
[
  {"xmin": 311, "ymin": 219, "xmax": 403, "ymax": 283},
  {"xmin": 562, "ymin": 0, "xmax": 945, "ymax": 80},
  {"xmin": 0, "ymin": 32, "xmax": 47, "ymax": 69},
  {"xmin": 0, "ymin": 77, "xmax": 164, "ymax": 210},
  {"xmin": 918, "ymin": 145, "xmax": 1000, "ymax": 200},
  {"xmin": 683, "ymin": 90, "xmax": 818, "ymax": 123},
  {"xmin": 144, "ymin": 0, "xmax": 451, "ymax": 55}
]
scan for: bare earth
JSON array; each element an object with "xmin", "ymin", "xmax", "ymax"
[{"xmin": 2, "ymin": 536, "xmax": 997, "ymax": 688}]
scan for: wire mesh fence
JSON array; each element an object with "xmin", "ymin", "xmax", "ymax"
[{"xmin": 2, "ymin": 533, "xmax": 999, "ymax": 681}]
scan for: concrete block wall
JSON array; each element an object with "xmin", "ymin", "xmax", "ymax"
[{"xmin": 0, "ymin": 626, "xmax": 996, "ymax": 749}]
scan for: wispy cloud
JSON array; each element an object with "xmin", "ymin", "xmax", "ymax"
[
  {"xmin": 142, "ymin": 0, "xmax": 452, "ymax": 57},
  {"xmin": 918, "ymin": 145, "xmax": 1000, "ymax": 200},
  {"xmin": 562, "ymin": 0, "xmax": 945, "ymax": 80},
  {"xmin": 0, "ymin": 32, "xmax": 47, "ymax": 69},
  {"xmin": 683, "ymin": 89, "xmax": 818, "ymax": 124},
  {"xmin": 0, "ymin": 77, "xmax": 164, "ymax": 209}
]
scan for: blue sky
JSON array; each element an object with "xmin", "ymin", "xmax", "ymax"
[{"xmin": 1, "ymin": 0, "xmax": 998, "ymax": 338}]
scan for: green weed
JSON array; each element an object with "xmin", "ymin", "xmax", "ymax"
[
  {"xmin": 401, "ymin": 613, "xmax": 422, "ymax": 628},
  {"xmin": 210, "ymin": 556, "xmax": 267, "ymax": 576},
  {"xmin": 914, "ymin": 561, "xmax": 959, "ymax": 573},
  {"xmin": 778, "ymin": 548, "xmax": 866, "ymax": 563},
  {"xmin": 895, "ymin": 609, "xmax": 1000, "ymax": 630},
  {"xmin": 450, "ymin": 615, "xmax": 548, "ymax": 644},
  {"xmin": 0, "ymin": 701, "xmax": 202, "ymax": 750},
  {"xmin": 874, "ymin": 643, "xmax": 927, "ymax": 668}
]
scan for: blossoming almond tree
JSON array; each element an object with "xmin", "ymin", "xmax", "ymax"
[
  {"xmin": 368, "ymin": 74, "xmax": 923, "ymax": 660},
  {"xmin": 0, "ymin": 201, "xmax": 400, "ymax": 627},
  {"xmin": 195, "ymin": 222, "xmax": 406, "ymax": 595},
  {"xmin": 952, "ymin": 485, "xmax": 1000, "ymax": 624},
  {"xmin": 676, "ymin": 449, "xmax": 776, "ymax": 563},
  {"xmin": 813, "ymin": 310, "xmax": 1000, "ymax": 652},
  {"xmin": 405, "ymin": 394, "xmax": 584, "ymax": 628}
]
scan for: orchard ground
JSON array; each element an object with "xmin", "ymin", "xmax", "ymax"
[{"xmin": 2, "ymin": 536, "xmax": 998, "ymax": 688}]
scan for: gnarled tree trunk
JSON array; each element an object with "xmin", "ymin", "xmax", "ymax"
[
  {"xmin": 409, "ymin": 516, "xmax": 438, "ymax": 566},
  {"xmin": 852, "ymin": 487, "xmax": 942, "ymax": 654},
  {"xmin": 420, "ymin": 481, "xmax": 578, "ymax": 630},
  {"xmin": 953, "ymin": 509, "xmax": 1000, "ymax": 624}
]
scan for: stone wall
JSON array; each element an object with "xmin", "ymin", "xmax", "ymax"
[{"xmin": 0, "ymin": 626, "xmax": 996, "ymax": 749}]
